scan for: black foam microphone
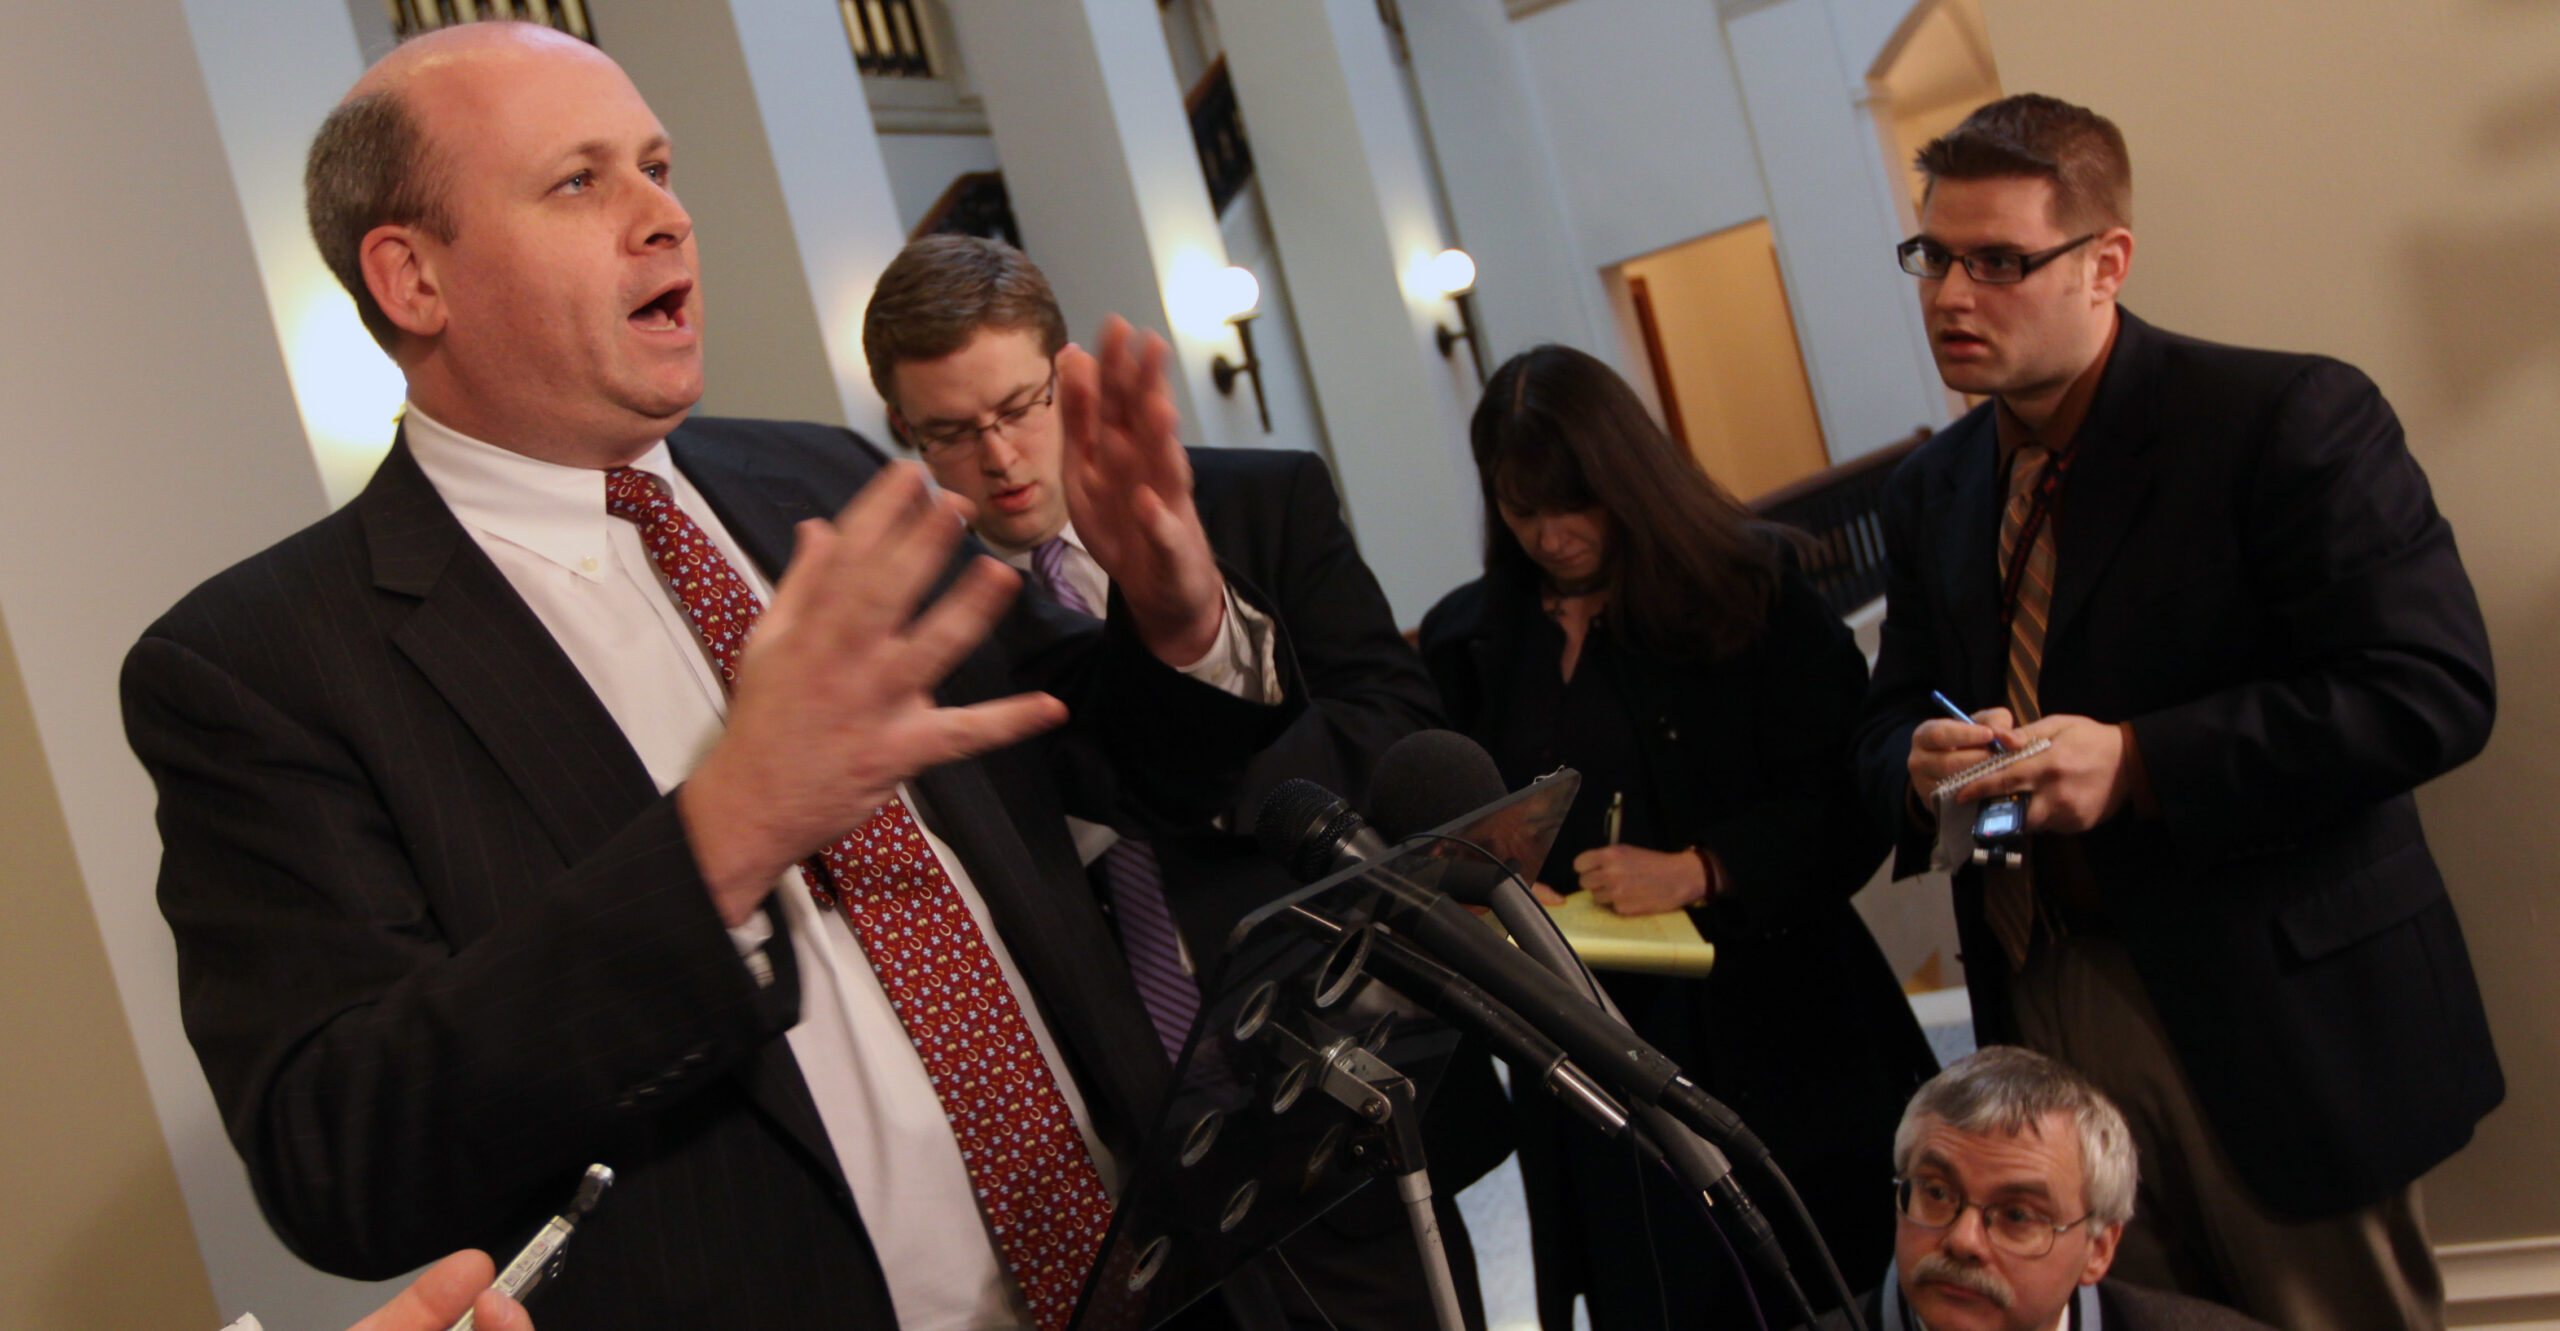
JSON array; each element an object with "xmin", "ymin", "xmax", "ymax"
[
  {"xmin": 1369, "ymin": 729, "xmax": 1509, "ymax": 842},
  {"xmin": 1256, "ymin": 777, "xmax": 1391, "ymax": 883}
]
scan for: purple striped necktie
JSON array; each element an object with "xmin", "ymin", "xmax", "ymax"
[{"xmin": 1032, "ymin": 536, "xmax": 1204, "ymax": 1063}]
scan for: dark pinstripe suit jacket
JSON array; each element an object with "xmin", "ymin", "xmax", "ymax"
[{"xmin": 122, "ymin": 417, "xmax": 1295, "ymax": 1329}]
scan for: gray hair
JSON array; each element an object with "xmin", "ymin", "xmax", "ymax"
[
  {"xmin": 306, "ymin": 89, "xmax": 456, "ymax": 353},
  {"xmin": 1893, "ymin": 1046, "xmax": 2138, "ymax": 1227}
]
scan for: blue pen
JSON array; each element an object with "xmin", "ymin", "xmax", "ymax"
[{"xmin": 1929, "ymin": 690, "xmax": 2004, "ymax": 753}]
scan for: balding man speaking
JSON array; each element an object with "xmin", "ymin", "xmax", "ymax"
[{"xmin": 124, "ymin": 22, "xmax": 1296, "ymax": 1331}]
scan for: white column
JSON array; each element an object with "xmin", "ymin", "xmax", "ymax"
[
  {"xmin": 603, "ymin": 0, "xmax": 906, "ymax": 441},
  {"xmin": 4, "ymin": 2, "xmax": 384, "ymax": 1326},
  {"xmin": 180, "ymin": 0, "xmax": 385, "ymax": 505},
  {"xmin": 1724, "ymin": 0, "xmax": 1951, "ymax": 459},
  {"xmin": 943, "ymin": 0, "xmax": 1259, "ymax": 451},
  {"xmin": 1215, "ymin": 0, "xmax": 1483, "ymax": 625},
  {"xmin": 722, "ymin": 0, "xmax": 910, "ymax": 443}
]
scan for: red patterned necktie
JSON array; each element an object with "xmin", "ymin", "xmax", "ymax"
[{"xmin": 604, "ymin": 467, "xmax": 1111, "ymax": 1330}]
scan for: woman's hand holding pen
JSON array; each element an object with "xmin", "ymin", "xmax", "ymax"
[{"xmin": 1571, "ymin": 844, "xmax": 1714, "ymax": 916}]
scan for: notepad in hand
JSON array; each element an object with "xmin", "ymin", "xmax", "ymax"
[
  {"xmin": 1543, "ymin": 892, "xmax": 1717, "ymax": 977},
  {"xmin": 1928, "ymin": 736, "xmax": 2054, "ymax": 805}
]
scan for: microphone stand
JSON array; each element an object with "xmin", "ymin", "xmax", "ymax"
[
  {"xmin": 1273, "ymin": 909, "xmax": 1480, "ymax": 1331},
  {"xmin": 1460, "ymin": 863, "xmax": 1807, "ymax": 1331},
  {"xmin": 1375, "ymin": 848, "xmax": 1862, "ymax": 1331}
]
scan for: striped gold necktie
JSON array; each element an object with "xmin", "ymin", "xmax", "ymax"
[
  {"xmin": 1986, "ymin": 442, "xmax": 2061, "ymax": 968},
  {"xmin": 2001, "ymin": 443, "xmax": 2058, "ymax": 725}
]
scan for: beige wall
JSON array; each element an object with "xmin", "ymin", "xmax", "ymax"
[
  {"xmin": 0, "ymin": 608, "xmax": 216, "ymax": 1329},
  {"xmin": 1983, "ymin": 0, "xmax": 2560, "ymax": 1245},
  {"xmin": 1621, "ymin": 219, "xmax": 1832, "ymax": 501}
]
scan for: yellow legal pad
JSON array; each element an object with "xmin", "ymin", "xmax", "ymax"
[{"xmin": 1542, "ymin": 894, "xmax": 1717, "ymax": 977}]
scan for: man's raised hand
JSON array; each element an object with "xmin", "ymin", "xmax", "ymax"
[
  {"xmin": 680, "ymin": 462, "xmax": 1068, "ymax": 923},
  {"xmin": 1056, "ymin": 317, "xmax": 1226, "ymax": 666},
  {"xmin": 1908, "ymin": 706, "xmax": 2015, "ymax": 800}
]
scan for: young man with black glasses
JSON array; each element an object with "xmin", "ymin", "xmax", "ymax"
[{"xmin": 1854, "ymin": 94, "xmax": 2499, "ymax": 1331}]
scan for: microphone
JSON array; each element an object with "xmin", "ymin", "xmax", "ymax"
[
  {"xmin": 1252, "ymin": 778, "xmax": 1729, "ymax": 1141},
  {"xmin": 1366, "ymin": 730, "xmax": 1519, "ymax": 909},
  {"xmin": 1256, "ymin": 776, "xmax": 1390, "ymax": 883},
  {"xmin": 1282, "ymin": 906, "xmax": 1634, "ymax": 1141},
  {"xmin": 1258, "ymin": 773, "xmax": 1817, "ymax": 1321},
  {"xmin": 1369, "ymin": 729, "xmax": 1509, "ymax": 841}
]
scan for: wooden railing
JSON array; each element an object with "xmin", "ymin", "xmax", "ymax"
[
  {"xmin": 386, "ymin": 0, "xmax": 592, "ymax": 41},
  {"xmin": 841, "ymin": 0, "xmax": 935, "ymax": 79},
  {"xmin": 1186, "ymin": 56, "xmax": 1254, "ymax": 216},
  {"xmin": 1749, "ymin": 428, "xmax": 1932, "ymax": 617}
]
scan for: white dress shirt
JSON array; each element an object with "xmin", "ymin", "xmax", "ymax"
[{"xmin": 404, "ymin": 407, "xmax": 1272, "ymax": 1330}]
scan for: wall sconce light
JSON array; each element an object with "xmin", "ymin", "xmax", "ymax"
[
  {"xmin": 1426, "ymin": 248, "xmax": 1488, "ymax": 387},
  {"xmin": 1206, "ymin": 265, "xmax": 1272, "ymax": 433}
]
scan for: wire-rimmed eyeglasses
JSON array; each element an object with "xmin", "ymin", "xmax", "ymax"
[
  {"xmin": 1895, "ymin": 1176, "xmax": 2096, "ymax": 1259},
  {"xmin": 907, "ymin": 371, "xmax": 1059, "ymax": 460}
]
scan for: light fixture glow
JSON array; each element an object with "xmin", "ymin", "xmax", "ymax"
[
  {"xmin": 1211, "ymin": 266, "xmax": 1262, "ymax": 325},
  {"xmin": 1427, "ymin": 248, "xmax": 1478, "ymax": 298},
  {"xmin": 284, "ymin": 286, "xmax": 406, "ymax": 506}
]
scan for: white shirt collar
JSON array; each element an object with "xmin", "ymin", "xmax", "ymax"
[{"xmin": 403, "ymin": 403, "xmax": 676, "ymax": 583}]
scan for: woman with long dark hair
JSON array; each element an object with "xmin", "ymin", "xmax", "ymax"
[{"xmin": 1419, "ymin": 345, "xmax": 1937, "ymax": 1330}]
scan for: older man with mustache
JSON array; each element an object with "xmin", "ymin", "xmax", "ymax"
[{"xmin": 1859, "ymin": 1048, "xmax": 2271, "ymax": 1331}]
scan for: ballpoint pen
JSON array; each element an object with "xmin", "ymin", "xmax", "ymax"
[{"xmin": 1929, "ymin": 690, "xmax": 2003, "ymax": 753}]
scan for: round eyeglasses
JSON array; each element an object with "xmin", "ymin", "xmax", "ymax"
[
  {"xmin": 1895, "ymin": 1176, "xmax": 2095, "ymax": 1259},
  {"xmin": 1896, "ymin": 233, "xmax": 2097, "ymax": 285}
]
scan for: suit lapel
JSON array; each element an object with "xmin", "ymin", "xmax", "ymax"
[
  {"xmin": 2046, "ymin": 312, "xmax": 2167, "ymax": 649},
  {"xmin": 1928, "ymin": 414, "xmax": 2010, "ymax": 711},
  {"xmin": 369, "ymin": 431, "xmax": 852, "ymax": 1205},
  {"xmin": 365, "ymin": 438, "xmax": 661, "ymax": 864},
  {"xmin": 669, "ymin": 428, "xmax": 832, "ymax": 583}
]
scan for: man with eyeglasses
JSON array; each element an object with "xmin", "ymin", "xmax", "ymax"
[
  {"xmin": 1852, "ymin": 1047, "xmax": 2271, "ymax": 1331},
  {"xmin": 1853, "ymin": 94, "xmax": 2498, "ymax": 1331},
  {"xmin": 126, "ymin": 23, "xmax": 1304, "ymax": 1331},
  {"xmin": 863, "ymin": 235, "xmax": 1489, "ymax": 1330}
]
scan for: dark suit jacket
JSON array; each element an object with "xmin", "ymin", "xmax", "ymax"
[
  {"xmin": 1074, "ymin": 447, "xmax": 1512, "ymax": 1321},
  {"xmin": 1422, "ymin": 554, "xmax": 1938, "ymax": 1327},
  {"xmin": 1853, "ymin": 310, "xmax": 2503, "ymax": 1216},
  {"xmin": 122, "ymin": 417, "xmax": 1296, "ymax": 1330},
  {"xmin": 1147, "ymin": 446, "xmax": 1444, "ymax": 964}
]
